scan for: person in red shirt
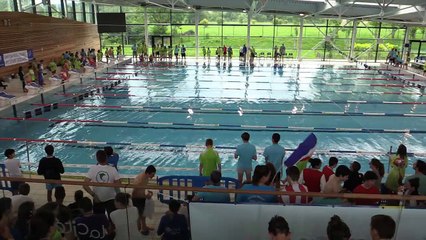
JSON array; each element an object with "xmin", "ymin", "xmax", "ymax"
[
  {"xmin": 299, "ymin": 158, "xmax": 326, "ymax": 193},
  {"xmin": 322, "ymin": 157, "xmax": 338, "ymax": 182},
  {"xmin": 281, "ymin": 166, "xmax": 309, "ymax": 204},
  {"xmin": 353, "ymin": 171, "xmax": 380, "ymax": 205}
]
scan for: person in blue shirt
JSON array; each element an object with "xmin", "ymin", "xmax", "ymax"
[
  {"xmin": 263, "ymin": 133, "xmax": 286, "ymax": 183},
  {"xmin": 104, "ymin": 146, "xmax": 119, "ymax": 170},
  {"xmin": 236, "ymin": 165, "xmax": 277, "ymax": 203},
  {"xmin": 234, "ymin": 132, "xmax": 257, "ymax": 184},
  {"xmin": 192, "ymin": 170, "xmax": 230, "ymax": 203}
]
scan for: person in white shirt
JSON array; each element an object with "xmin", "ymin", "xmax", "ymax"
[
  {"xmin": 110, "ymin": 192, "xmax": 142, "ymax": 240},
  {"xmin": 10, "ymin": 183, "xmax": 33, "ymax": 215},
  {"xmin": 4, "ymin": 149, "xmax": 23, "ymax": 195},
  {"xmin": 83, "ymin": 150, "xmax": 120, "ymax": 219}
]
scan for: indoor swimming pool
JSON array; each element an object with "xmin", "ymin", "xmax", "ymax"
[{"xmin": 1, "ymin": 61, "xmax": 425, "ymax": 177}]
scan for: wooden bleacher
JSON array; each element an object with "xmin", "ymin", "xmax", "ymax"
[{"xmin": 0, "ymin": 12, "xmax": 100, "ymax": 78}]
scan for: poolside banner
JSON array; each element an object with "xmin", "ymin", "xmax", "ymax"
[
  {"xmin": 284, "ymin": 133, "xmax": 317, "ymax": 169},
  {"xmin": 0, "ymin": 49, "xmax": 33, "ymax": 68}
]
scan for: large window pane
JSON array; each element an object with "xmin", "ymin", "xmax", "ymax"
[
  {"xmin": 0, "ymin": 0, "xmax": 14, "ymax": 11},
  {"xmin": 85, "ymin": 3, "xmax": 93, "ymax": 23},
  {"xmin": 50, "ymin": 0, "xmax": 62, "ymax": 18},
  {"xmin": 67, "ymin": 0, "xmax": 74, "ymax": 20},
  {"xmin": 35, "ymin": 0, "xmax": 49, "ymax": 16},
  {"xmin": 97, "ymin": 5, "xmax": 120, "ymax": 13},
  {"xmin": 354, "ymin": 21, "xmax": 379, "ymax": 60},
  {"xmin": 74, "ymin": 1, "xmax": 84, "ymax": 22}
]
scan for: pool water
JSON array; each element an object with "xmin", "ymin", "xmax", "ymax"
[{"xmin": 1, "ymin": 62, "xmax": 425, "ymax": 177}]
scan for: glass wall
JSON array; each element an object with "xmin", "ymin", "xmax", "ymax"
[
  {"xmin": 50, "ymin": 0, "xmax": 62, "ymax": 18},
  {"xmin": 0, "ymin": 0, "xmax": 15, "ymax": 11},
  {"xmin": 5, "ymin": 1, "xmax": 426, "ymax": 61},
  {"xmin": 35, "ymin": 0, "xmax": 49, "ymax": 16}
]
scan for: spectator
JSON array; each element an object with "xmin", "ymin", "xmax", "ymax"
[
  {"xmin": 207, "ymin": 47, "xmax": 211, "ymax": 60},
  {"xmin": 174, "ymin": 45, "xmax": 180, "ymax": 61},
  {"xmin": 0, "ymin": 198, "xmax": 13, "ymax": 240},
  {"xmin": 132, "ymin": 165, "xmax": 156, "ymax": 234},
  {"xmin": 18, "ymin": 66, "xmax": 27, "ymax": 92},
  {"xmin": 181, "ymin": 45, "xmax": 186, "ymax": 60},
  {"xmin": 157, "ymin": 200, "xmax": 189, "ymax": 240},
  {"xmin": 299, "ymin": 158, "xmax": 326, "ymax": 193},
  {"xmin": 110, "ymin": 193, "xmax": 141, "ymax": 239},
  {"xmin": 97, "ymin": 50, "xmax": 103, "ymax": 63},
  {"xmin": 370, "ymin": 215, "xmax": 396, "ymax": 240},
  {"xmin": 202, "ymin": 46, "xmax": 206, "ymax": 59},
  {"xmin": 10, "ymin": 183, "xmax": 33, "ymax": 215},
  {"xmin": 281, "ymin": 166, "xmax": 308, "ymax": 204},
  {"xmin": 37, "ymin": 145, "xmax": 64, "ymax": 202},
  {"xmin": 27, "ymin": 210, "xmax": 56, "ymax": 240},
  {"xmin": 199, "ymin": 139, "xmax": 221, "ymax": 177},
  {"xmin": 11, "ymin": 201, "xmax": 34, "ymax": 240},
  {"xmin": 405, "ymin": 160, "xmax": 426, "ymax": 184},
  {"xmin": 104, "ymin": 146, "xmax": 119, "ymax": 170},
  {"xmin": 83, "ymin": 150, "xmax": 120, "ymax": 219},
  {"xmin": 193, "ymin": 170, "xmax": 230, "ymax": 202},
  {"xmin": 228, "ymin": 46, "xmax": 233, "ymax": 60},
  {"xmin": 268, "ymin": 215, "xmax": 291, "ymax": 240},
  {"xmin": 263, "ymin": 133, "xmax": 286, "ymax": 182},
  {"xmin": 54, "ymin": 186, "xmax": 66, "ymax": 206},
  {"xmin": 74, "ymin": 197, "xmax": 110, "ymax": 240},
  {"xmin": 370, "ymin": 158, "xmax": 385, "ymax": 191},
  {"xmin": 385, "ymin": 144, "xmax": 408, "ymax": 193},
  {"xmin": 323, "ymin": 165, "xmax": 351, "ymax": 194},
  {"xmin": 353, "ymin": 171, "xmax": 380, "ymax": 205},
  {"xmin": 343, "ymin": 161, "xmax": 364, "ymax": 192},
  {"xmin": 404, "ymin": 177, "xmax": 420, "ymax": 207},
  {"xmin": 4, "ymin": 148, "xmax": 23, "ymax": 195},
  {"xmin": 236, "ymin": 165, "xmax": 277, "ymax": 203},
  {"xmin": 37, "ymin": 64, "xmax": 44, "ymax": 86},
  {"xmin": 234, "ymin": 132, "xmax": 257, "ymax": 184},
  {"xmin": 322, "ymin": 157, "xmax": 338, "ymax": 182},
  {"xmin": 132, "ymin": 43, "xmax": 137, "ymax": 59},
  {"xmin": 327, "ymin": 215, "xmax": 351, "ymax": 240},
  {"xmin": 68, "ymin": 190, "xmax": 84, "ymax": 210}
]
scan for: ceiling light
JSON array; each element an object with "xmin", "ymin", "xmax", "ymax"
[
  {"xmin": 187, "ymin": 6, "xmax": 191, "ymax": 9},
  {"xmin": 243, "ymin": 9, "xmax": 247, "ymax": 13},
  {"xmin": 299, "ymin": 13, "xmax": 305, "ymax": 16}
]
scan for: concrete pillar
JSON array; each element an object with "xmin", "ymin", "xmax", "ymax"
[
  {"xmin": 297, "ymin": 18, "xmax": 304, "ymax": 62},
  {"xmin": 195, "ymin": 10, "xmax": 199, "ymax": 61},
  {"xmin": 349, "ymin": 19, "xmax": 357, "ymax": 60}
]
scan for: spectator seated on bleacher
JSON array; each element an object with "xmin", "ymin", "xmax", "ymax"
[
  {"xmin": 192, "ymin": 170, "xmax": 230, "ymax": 203},
  {"xmin": 236, "ymin": 165, "xmax": 277, "ymax": 203},
  {"xmin": 48, "ymin": 60, "xmax": 57, "ymax": 74}
]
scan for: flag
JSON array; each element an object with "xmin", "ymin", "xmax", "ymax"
[{"xmin": 284, "ymin": 133, "xmax": 317, "ymax": 172}]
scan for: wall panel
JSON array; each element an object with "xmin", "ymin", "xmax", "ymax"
[{"xmin": 0, "ymin": 12, "xmax": 99, "ymax": 77}]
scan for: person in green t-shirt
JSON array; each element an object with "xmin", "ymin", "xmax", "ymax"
[{"xmin": 199, "ymin": 139, "xmax": 221, "ymax": 176}]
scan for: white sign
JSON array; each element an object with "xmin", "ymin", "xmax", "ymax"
[
  {"xmin": 189, "ymin": 202, "xmax": 424, "ymax": 240},
  {"xmin": 3, "ymin": 50, "xmax": 30, "ymax": 67}
]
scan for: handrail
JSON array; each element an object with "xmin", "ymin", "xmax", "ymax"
[{"xmin": 2, "ymin": 176, "xmax": 426, "ymax": 201}]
